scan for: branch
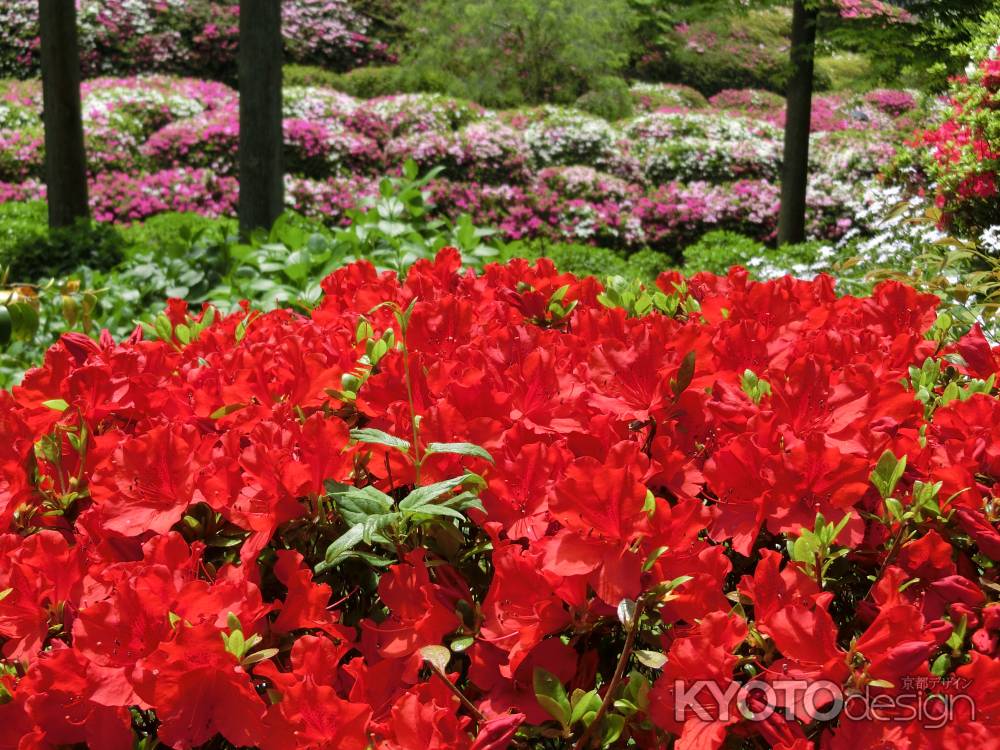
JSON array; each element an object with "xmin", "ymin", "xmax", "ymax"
[
  {"xmin": 429, "ymin": 661, "xmax": 486, "ymax": 725},
  {"xmin": 572, "ymin": 600, "xmax": 646, "ymax": 750}
]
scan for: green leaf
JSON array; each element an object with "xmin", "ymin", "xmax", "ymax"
[
  {"xmin": 534, "ymin": 667, "xmax": 571, "ymax": 727},
  {"xmin": 242, "ymin": 648, "xmax": 279, "ymax": 666},
  {"xmin": 0, "ymin": 306, "xmax": 11, "ymax": 347},
  {"xmin": 419, "ymin": 644, "xmax": 451, "ymax": 673},
  {"xmin": 425, "ymin": 442, "xmax": 494, "ymax": 463},
  {"xmin": 884, "ymin": 497, "xmax": 905, "ymax": 522},
  {"xmin": 791, "ymin": 533, "xmax": 819, "ymax": 567},
  {"xmin": 617, "ymin": 598, "xmax": 637, "ymax": 630},
  {"xmin": 327, "ymin": 482, "xmax": 394, "ymax": 526},
  {"xmin": 316, "ymin": 524, "xmax": 365, "ymax": 573},
  {"xmin": 671, "ymin": 351, "xmax": 696, "ymax": 397},
  {"xmin": 930, "ymin": 653, "xmax": 951, "ymax": 676},
  {"xmin": 398, "ymin": 475, "xmax": 470, "ymax": 511},
  {"xmin": 602, "ymin": 714, "xmax": 626, "ymax": 745},
  {"xmin": 350, "ymin": 428, "xmax": 411, "ymax": 453},
  {"xmin": 570, "ymin": 689, "xmax": 602, "ymax": 726},
  {"xmin": 871, "ymin": 450, "xmax": 907, "ymax": 500},
  {"xmin": 8, "ymin": 302, "xmax": 38, "ymax": 341},
  {"xmin": 209, "ymin": 403, "xmax": 246, "ymax": 420},
  {"xmin": 41, "ymin": 399, "xmax": 69, "ymax": 412},
  {"xmin": 450, "ymin": 635, "xmax": 475, "ymax": 653},
  {"xmin": 634, "ymin": 650, "xmax": 667, "ymax": 669},
  {"xmin": 403, "ymin": 503, "xmax": 467, "ymax": 521}
]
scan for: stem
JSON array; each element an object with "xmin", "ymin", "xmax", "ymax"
[
  {"xmin": 864, "ymin": 522, "xmax": 907, "ymax": 602},
  {"xmin": 399, "ymin": 319, "xmax": 422, "ymax": 484},
  {"xmin": 428, "ymin": 662, "xmax": 485, "ymax": 724},
  {"xmin": 572, "ymin": 600, "xmax": 646, "ymax": 750}
]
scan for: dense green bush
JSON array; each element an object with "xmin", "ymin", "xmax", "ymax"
[
  {"xmin": 501, "ymin": 239, "xmax": 672, "ymax": 281},
  {"xmin": 575, "ymin": 76, "xmax": 635, "ymax": 121},
  {"xmin": 283, "ymin": 64, "xmax": 344, "ymax": 88},
  {"xmin": 284, "ymin": 64, "xmax": 453, "ymax": 98},
  {"xmin": 681, "ymin": 230, "xmax": 835, "ymax": 279},
  {"xmin": 682, "ymin": 230, "xmax": 764, "ymax": 274},
  {"xmin": 0, "ymin": 202, "xmax": 126, "ymax": 280},
  {"xmin": 401, "ymin": 0, "xmax": 637, "ymax": 107},
  {"xmin": 626, "ymin": 247, "xmax": 674, "ymax": 280},
  {"xmin": 815, "ymin": 53, "xmax": 878, "ymax": 92}
]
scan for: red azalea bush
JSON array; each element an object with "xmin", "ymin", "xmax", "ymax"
[
  {"xmin": 892, "ymin": 41, "xmax": 1000, "ymax": 237},
  {"xmin": 1, "ymin": 249, "xmax": 1000, "ymax": 749}
]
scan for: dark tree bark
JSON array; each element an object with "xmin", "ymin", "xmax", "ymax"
[
  {"xmin": 777, "ymin": 0, "xmax": 819, "ymax": 246},
  {"xmin": 239, "ymin": 0, "xmax": 284, "ymax": 236},
  {"xmin": 39, "ymin": 0, "xmax": 89, "ymax": 229}
]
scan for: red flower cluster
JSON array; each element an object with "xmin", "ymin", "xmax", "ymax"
[
  {"xmin": 899, "ymin": 43, "xmax": 1000, "ymax": 236},
  {"xmin": 1, "ymin": 250, "xmax": 999, "ymax": 749}
]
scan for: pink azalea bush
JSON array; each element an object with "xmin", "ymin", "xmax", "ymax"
[
  {"xmin": 0, "ymin": 76, "xmax": 922, "ymax": 255},
  {"xmin": 0, "ymin": 0, "xmax": 387, "ymax": 79}
]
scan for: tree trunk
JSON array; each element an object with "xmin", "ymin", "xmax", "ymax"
[
  {"xmin": 39, "ymin": 0, "xmax": 89, "ymax": 229},
  {"xmin": 777, "ymin": 0, "xmax": 819, "ymax": 246},
  {"xmin": 239, "ymin": 0, "xmax": 284, "ymax": 236}
]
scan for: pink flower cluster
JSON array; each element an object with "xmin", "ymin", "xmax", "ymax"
[
  {"xmin": 835, "ymin": 0, "xmax": 914, "ymax": 22},
  {"xmin": 0, "ymin": 0, "xmax": 387, "ymax": 79},
  {"xmin": 0, "ymin": 77, "xmax": 920, "ymax": 252}
]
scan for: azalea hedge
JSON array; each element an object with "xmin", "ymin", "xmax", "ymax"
[
  {"xmin": 1, "ymin": 250, "xmax": 999, "ymax": 748},
  {"xmin": 0, "ymin": 77, "xmax": 917, "ymax": 255},
  {"xmin": 0, "ymin": 0, "xmax": 387, "ymax": 80}
]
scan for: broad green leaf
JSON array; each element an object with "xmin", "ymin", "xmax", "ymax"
[
  {"xmin": 533, "ymin": 667, "xmax": 571, "ymax": 727},
  {"xmin": 316, "ymin": 524, "xmax": 365, "ymax": 573},
  {"xmin": 41, "ymin": 399, "xmax": 69, "ymax": 411},
  {"xmin": 603, "ymin": 714, "xmax": 626, "ymax": 745},
  {"xmin": 326, "ymin": 482, "xmax": 394, "ymax": 526},
  {"xmin": 350, "ymin": 427, "xmax": 410, "ymax": 453},
  {"xmin": 871, "ymin": 450, "xmax": 906, "ymax": 500},
  {"xmin": 425, "ymin": 442, "xmax": 494, "ymax": 463},
  {"xmin": 419, "ymin": 644, "xmax": 451, "ymax": 673},
  {"xmin": 672, "ymin": 351, "xmax": 696, "ymax": 397},
  {"xmin": 791, "ymin": 533, "xmax": 819, "ymax": 566},
  {"xmin": 635, "ymin": 650, "xmax": 667, "ymax": 669},
  {"xmin": 570, "ymin": 689, "xmax": 602, "ymax": 726},
  {"xmin": 398, "ymin": 475, "xmax": 469, "ymax": 511},
  {"xmin": 403, "ymin": 503, "xmax": 466, "ymax": 521}
]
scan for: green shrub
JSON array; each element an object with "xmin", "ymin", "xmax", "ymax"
[
  {"xmin": 575, "ymin": 76, "xmax": 635, "ymax": 121},
  {"xmin": 625, "ymin": 248, "xmax": 673, "ymax": 281},
  {"xmin": 502, "ymin": 241, "xmax": 672, "ymax": 282},
  {"xmin": 629, "ymin": 82, "xmax": 709, "ymax": 111},
  {"xmin": 501, "ymin": 240, "xmax": 631, "ymax": 278},
  {"xmin": 0, "ymin": 203, "xmax": 126, "ymax": 281},
  {"xmin": 320, "ymin": 64, "xmax": 453, "ymax": 99},
  {"xmin": 682, "ymin": 231, "xmax": 764, "ymax": 274},
  {"xmin": 121, "ymin": 211, "xmax": 238, "ymax": 252},
  {"xmin": 283, "ymin": 64, "xmax": 343, "ymax": 88},
  {"xmin": 815, "ymin": 53, "xmax": 876, "ymax": 92},
  {"xmin": 401, "ymin": 0, "xmax": 637, "ymax": 107}
]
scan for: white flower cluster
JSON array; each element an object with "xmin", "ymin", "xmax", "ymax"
[{"xmin": 522, "ymin": 107, "xmax": 621, "ymax": 169}]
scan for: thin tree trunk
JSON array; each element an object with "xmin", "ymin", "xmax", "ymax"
[
  {"xmin": 39, "ymin": 0, "xmax": 89, "ymax": 229},
  {"xmin": 777, "ymin": 0, "xmax": 819, "ymax": 245},
  {"xmin": 239, "ymin": 0, "xmax": 284, "ymax": 236}
]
